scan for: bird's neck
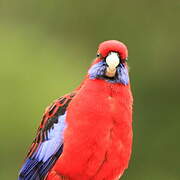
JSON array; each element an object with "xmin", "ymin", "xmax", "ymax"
[{"xmin": 80, "ymin": 78, "xmax": 132, "ymax": 100}]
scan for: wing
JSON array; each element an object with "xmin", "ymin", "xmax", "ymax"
[{"xmin": 18, "ymin": 92, "xmax": 76, "ymax": 180}]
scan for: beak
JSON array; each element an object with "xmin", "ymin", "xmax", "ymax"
[{"xmin": 105, "ymin": 52, "xmax": 120, "ymax": 77}]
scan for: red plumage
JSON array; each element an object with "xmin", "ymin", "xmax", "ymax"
[
  {"xmin": 98, "ymin": 40, "xmax": 128, "ymax": 60},
  {"xmin": 45, "ymin": 40, "xmax": 133, "ymax": 180}
]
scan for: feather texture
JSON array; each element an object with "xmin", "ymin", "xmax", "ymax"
[
  {"xmin": 18, "ymin": 93, "xmax": 76, "ymax": 180},
  {"xmin": 18, "ymin": 40, "xmax": 133, "ymax": 180}
]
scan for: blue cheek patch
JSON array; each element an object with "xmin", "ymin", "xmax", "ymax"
[
  {"xmin": 116, "ymin": 64, "xmax": 129, "ymax": 85},
  {"xmin": 88, "ymin": 61, "xmax": 129, "ymax": 85},
  {"xmin": 88, "ymin": 61, "xmax": 106, "ymax": 79}
]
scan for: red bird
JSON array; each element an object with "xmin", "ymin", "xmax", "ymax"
[{"xmin": 18, "ymin": 40, "xmax": 133, "ymax": 180}]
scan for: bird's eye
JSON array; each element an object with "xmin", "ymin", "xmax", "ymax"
[
  {"xmin": 121, "ymin": 58, "xmax": 128, "ymax": 63},
  {"xmin": 96, "ymin": 53, "xmax": 102, "ymax": 58}
]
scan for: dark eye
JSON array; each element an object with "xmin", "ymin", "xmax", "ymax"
[
  {"xmin": 121, "ymin": 58, "xmax": 128, "ymax": 63},
  {"xmin": 96, "ymin": 53, "xmax": 102, "ymax": 58}
]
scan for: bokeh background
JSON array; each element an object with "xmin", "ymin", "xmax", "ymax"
[{"xmin": 1, "ymin": 0, "xmax": 180, "ymax": 179}]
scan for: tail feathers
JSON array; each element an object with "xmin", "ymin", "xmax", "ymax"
[
  {"xmin": 18, "ymin": 146, "xmax": 63, "ymax": 180},
  {"xmin": 18, "ymin": 159, "xmax": 41, "ymax": 180}
]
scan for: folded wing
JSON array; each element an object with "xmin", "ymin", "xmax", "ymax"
[{"xmin": 18, "ymin": 93, "xmax": 76, "ymax": 180}]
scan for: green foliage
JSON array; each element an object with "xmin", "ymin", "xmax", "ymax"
[{"xmin": 0, "ymin": 0, "xmax": 180, "ymax": 179}]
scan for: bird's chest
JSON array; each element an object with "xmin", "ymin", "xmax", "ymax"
[
  {"xmin": 106, "ymin": 95, "xmax": 119, "ymax": 119},
  {"xmin": 93, "ymin": 87, "xmax": 130, "ymax": 127},
  {"xmin": 102, "ymin": 93, "xmax": 131, "ymax": 140},
  {"xmin": 74, "ymin": 80, "xmax": 132, "ymax": 135}
]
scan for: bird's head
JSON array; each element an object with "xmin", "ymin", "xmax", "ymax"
[{"xmin": 88, "ymin": 40, "xmax": 129, "ymax": 85}]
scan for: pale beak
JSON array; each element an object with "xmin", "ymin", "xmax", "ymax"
[{"xmin": 105, "ymin": 52, "xmax": 120, "ymax": 77}]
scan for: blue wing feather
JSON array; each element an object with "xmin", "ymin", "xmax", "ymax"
[
  {"xmin": 18, "ymin": 114, "xmax": 67, "ymax": 180},
  {"xmin": 35, "ymin": 113, "xmax": 67, "ymax": 162},
  {"xmin": 18, "ymin": 93, "xmax": 76, "ymax": 180}
]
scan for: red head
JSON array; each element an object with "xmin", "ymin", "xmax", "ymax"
[
  {"xmin": 97, "ymin": 40, "xmax": 128, "ymax": 61},
  {"xmin": 88, "ymin": 40, "xmax": 129, "ymax": 85}
]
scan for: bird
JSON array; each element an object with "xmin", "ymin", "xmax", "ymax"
[{"xmin": 18, "ymin": 40, "xmax": 133, "ymax": 180}]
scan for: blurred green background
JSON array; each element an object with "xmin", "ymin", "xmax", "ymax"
[{"xmin": 0, "ymin": 0, "xmax": 180, "ymax": 179}]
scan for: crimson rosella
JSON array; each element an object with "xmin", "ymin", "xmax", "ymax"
[{"xmin": 18, "ymin": 40, "xmax": 133, "ymax": 180}]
